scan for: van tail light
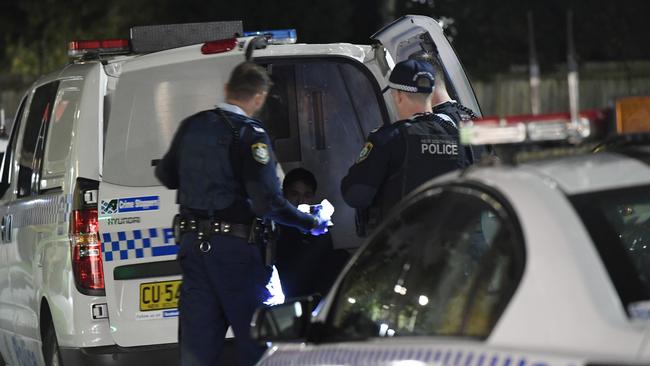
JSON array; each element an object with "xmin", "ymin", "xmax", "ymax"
[{"xmin": 70, "ymin": 179, "xmax": 104, "ymax": 294}]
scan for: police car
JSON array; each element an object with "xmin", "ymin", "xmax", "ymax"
[
  {"xmin": 0, "ymin": 16, "xmax": 481, "ymax": 365},
  {"xmin": 250, "ymin": 99, "xmax": 650, "ymax": 365}
]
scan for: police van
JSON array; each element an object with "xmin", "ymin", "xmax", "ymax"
[{"xmin": 0, "ymin": 16, "xmax": 481, "ymax": 365}]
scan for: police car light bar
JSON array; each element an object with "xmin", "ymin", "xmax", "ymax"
[
  {"xmin": 243, "ymin": 29, "xmax": 297, "ymax": 44},
  {"xmin": 460, "ymin": 110, "xmax": 601, "ymax": 146},
  {"xmin": 68, "ymin": 39, "xmax": 131, "ymax": 58}
]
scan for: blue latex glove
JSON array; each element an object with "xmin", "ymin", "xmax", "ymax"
[
  {"xmin": 298, "ymin": 199, "xmax": 334, "ymax": 236},
  {"xmin": 310, "ymin": 216, "xmax": 330, "ymax": 236}
]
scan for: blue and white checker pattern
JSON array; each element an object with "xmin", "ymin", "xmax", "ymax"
[
  {"xmin": 101, "ymin": 227, "xmax": 178, "ymax": 262},
  {"xmin": 259, "ymin": 346, "xmax": 578, "ymax": 366}
]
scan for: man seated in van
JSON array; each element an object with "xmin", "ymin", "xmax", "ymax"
[{"xmin": 276, "ymin": 168, "xmax": 349, "ymax": 298}]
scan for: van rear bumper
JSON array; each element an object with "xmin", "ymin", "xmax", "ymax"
[
  {"xmin": 59, "ymin": 340, "xmax": 238, "ymax": 366},
  {"xmin": 59, "ymin": 343, "xmax": 179, "ymax": 366}
]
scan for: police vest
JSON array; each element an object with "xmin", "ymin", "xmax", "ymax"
[
  {"xmin": 176, "ymin": 109, "xmax": 246, "ymax": 212},
  {"xmin": 364, "ymin": 114, "xmax": 470, "ymax": 232}
]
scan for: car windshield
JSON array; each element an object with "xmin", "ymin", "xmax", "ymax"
[
  {"xmin": 569, "ymin": 184, "xmax": 650, "ymax": 313},
  {"xmin": 326, "ymin": 188, "xmax": 524, "ymax": 341}
]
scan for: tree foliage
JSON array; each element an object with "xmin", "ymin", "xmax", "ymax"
[{"xmin": 0, "ymin": 0, "xmax": 649, "ymax": 80}]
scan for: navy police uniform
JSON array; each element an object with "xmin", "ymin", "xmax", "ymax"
[
  {"xmin": 155, "ymin": 103, "xmax": 316, "ymax": 366},
  {"xmin": 341, "ymin": 59, "xmax": 474, "ymax": 236},
  {"xmin": 433, "ymin": 100, "xmax": 491, "ymax": 162},
  {"xmin": 341, "ymin": 113, "xmax": 471, "ymax": 234}
]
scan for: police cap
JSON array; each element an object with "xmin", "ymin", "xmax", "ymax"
[{"xmin": 383, "ymin": 59, "xmax": 435, "ymax": 94}]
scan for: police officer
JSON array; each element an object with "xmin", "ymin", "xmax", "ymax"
[
  {"xmin": 340, "ymin": 59, "xmax": 472, "ymax": 236},
  {"xmin": 422, "ymin": 53, "xmax": 491, "ymax": 162},
  {"xmin": 155, "ymin": 62, "xmax": 328, "ymax": 366}
]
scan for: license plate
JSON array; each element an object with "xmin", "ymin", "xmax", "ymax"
[{"xmin": 139, "ymin": 280, "xmax": 181, "ymax": 311}]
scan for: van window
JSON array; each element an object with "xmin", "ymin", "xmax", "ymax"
[
  {"xmin": 327, "ymin": 186, "xmax": 524, "ymax": 341},
  {"xmin": 17, "ymin": 81, "xmax": 59, "ymax": 197},
  {"xmin": 42, "ymin": 79, "xmax": 82, "ymax": 188},
  {"xmin": 0, "ymin": 96, "xmax": 28, "ymax": 198}
]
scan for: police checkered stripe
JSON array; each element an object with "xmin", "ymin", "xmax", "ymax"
[
  {"xmin": 259, "ymin": 346, "xmax": 566, "ymax": 366},
  {"xmin": 101, "ymin": 227, "xmax": 177, "ymax": 262},
  {"xmin": 10, "ymin": 194, "xmax": 71, "ymax": 229},
  {"xmin": 387, "ymin": 81, "xmax": 419, "ymax": 93}
]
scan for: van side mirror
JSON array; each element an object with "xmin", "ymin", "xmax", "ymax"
[{"xmin": 250, "ymin": 295, "xmax": 319, "ymax": 344}]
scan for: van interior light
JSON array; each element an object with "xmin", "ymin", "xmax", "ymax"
[
  {"xmin": 68, "ymin": 39, "xmax": 131, "ymax": 58},
  {"xmin": 615, "ymin": 96, "xmax": 650, "ymax": 134},
  {"xmin": 243, "ymin": 29, "xmax": 297, "ymax": 44}
]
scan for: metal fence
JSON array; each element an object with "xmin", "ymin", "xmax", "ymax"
[{"xmin": 472, "ymin": 61, "xmax": 650, "ymax": 116}]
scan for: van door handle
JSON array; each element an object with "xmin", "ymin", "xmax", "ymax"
[
  {"xmin": 0, "ymin": 215, "xmax": 5, "ymax": 243},
  {"xmin": 311, "ymin": 91, "xmax": 327, "ymax": 150},
  {"xmin": 4, "ymin": 214, "xmax": 12, "ymax": 243}
]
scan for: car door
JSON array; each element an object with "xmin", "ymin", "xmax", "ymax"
[
  {"xmin": 99, "ymin": 46, "xmax": 246, "ymax": 347},
  {"xmin": 0, "ymin": 94, "xmax": 28, "ymax": 365},
  {"xmin": 371, "ymin": 15, "xmax": 482, "ymax": 117}
]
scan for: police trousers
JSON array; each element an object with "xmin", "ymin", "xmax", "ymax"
[{"xmin": 177, "ymin": 232, "xmax": 271, "ymax": 366}]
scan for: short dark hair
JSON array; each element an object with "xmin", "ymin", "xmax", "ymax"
[
  {"xmin": 226, "ymin": 62, "xmax": 272, "ymax": 101},
  {"xmin": 282, "ymin": 168, "xmax": 317, "ymax": 192}
]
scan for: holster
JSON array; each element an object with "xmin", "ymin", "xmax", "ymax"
[
  {"xmin": 355, "ymin": 207, "xmax": 382, "ymax": 238},
  {"xmin": 248, "ymin": 219, "xmax": 277, "ymax": 266}
]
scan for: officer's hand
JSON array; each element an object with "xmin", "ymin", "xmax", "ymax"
[{"xmin": 310, "ymin": 216, "xmax": 330, "ymax": 236}]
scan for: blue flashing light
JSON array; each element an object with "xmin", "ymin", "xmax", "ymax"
[{"xmin": 243, "ymin": 29, "xmax": 297, "ymax": 44}]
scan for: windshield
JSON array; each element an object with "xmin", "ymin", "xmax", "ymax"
[
  {"xmin": 570, "ymin": 184, "xmax": 650, "ymax": 313},
  {"xmin": 326, "ymin": 187, "xmax": 524, "ymax": 341}
]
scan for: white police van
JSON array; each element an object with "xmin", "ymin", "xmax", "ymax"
[{"xmin": 0, "ymin": 16, "xmax": 481, "ymax": 365}]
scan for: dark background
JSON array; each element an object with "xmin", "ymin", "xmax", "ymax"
[{"xmin": 0, "ymin": 0, "xmax": 649, "ymax": 80}]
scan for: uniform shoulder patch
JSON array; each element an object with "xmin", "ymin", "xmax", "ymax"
[
  {"xmin": 356, "ymin": 142, "xmax": 373, "ymax": 163},
  {"xmin": 251, "ymin": 142, "xmax": 270, "ymax": 164}
]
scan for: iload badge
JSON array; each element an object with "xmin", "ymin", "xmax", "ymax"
[
  {"xmin": 356, "ymin": 142, "xmax": 373, "ymax": 163},
  {"xmin": 251, "ymin": 142, "xmax": 270, "ymax": 164}
]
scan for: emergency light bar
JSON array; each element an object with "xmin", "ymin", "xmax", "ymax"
[
  {"xmin": 460, "ymin": 111, "xmax": 601, "ymax": 146},
  {"xmin": 243, "ymin": 29, "xmax": 297, "ymax": 44},
  {"xmin": 68, "ymin": 39, "xmax": 131, "ymax": 58}
]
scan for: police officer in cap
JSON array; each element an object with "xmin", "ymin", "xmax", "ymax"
[
  {"xmin": 341, "ymin": 59, "xmax": 472, "ymax": 236},
  {"xmin": 156, "ymin": 62, "xmax": 329, "ymax": 366}
]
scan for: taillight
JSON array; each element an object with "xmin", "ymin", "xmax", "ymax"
[
  {"xmin": 71, "ymin": 207, "xmax": 105, "ymax": 291},
  {"xmin": 201, "ymin": 38, "xmax": 238, "ymax": 55}
]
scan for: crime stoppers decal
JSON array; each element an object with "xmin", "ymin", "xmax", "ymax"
[{"xmin": 100, "ymin": 195, "xmax": 160, "ymax": 215}]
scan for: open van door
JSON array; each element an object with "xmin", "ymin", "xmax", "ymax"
[
  {"xmin": 371, "ymin": 15, "xmax": 482, "ymax": 116},
  {"xmin": 99, "ymin": 44, "xmax": 246, "ymax": 347}
]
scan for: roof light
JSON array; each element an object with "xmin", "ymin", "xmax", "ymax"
[
  {"xmin": 201, "ymin": 38, "xmax": 238, "ymax": 55},
  {"xmin": 243, "ymin": 29, "xmax": 297, "ymax": 44},
  {"xmin": 68, "ymin": 39, "xmax": 131, "ymax": 58},
  {"xmin": 461, "ymin": 111, "xmax": 600, "ymax": 146},
  {"xmin": 615, "ymin": 96, "xmax": 650, "ymax": 134}
]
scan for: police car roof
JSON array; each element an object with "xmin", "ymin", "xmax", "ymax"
[{"xmin": 452, "ymin": 150, "xmax": 650, "ymax": 195}]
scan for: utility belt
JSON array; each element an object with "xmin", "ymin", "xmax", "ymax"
[{"xmin": 172, "ymin": 214, "xmax": 277, "ymax": 265}]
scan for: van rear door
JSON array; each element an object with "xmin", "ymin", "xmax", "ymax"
[
  {"xmin": 99, "ymin": 45, "xmax": 245, "ymax": 346},
  {"xmin": 371, "ymin": 15, "xmax": 482, "ymax": 115}
]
